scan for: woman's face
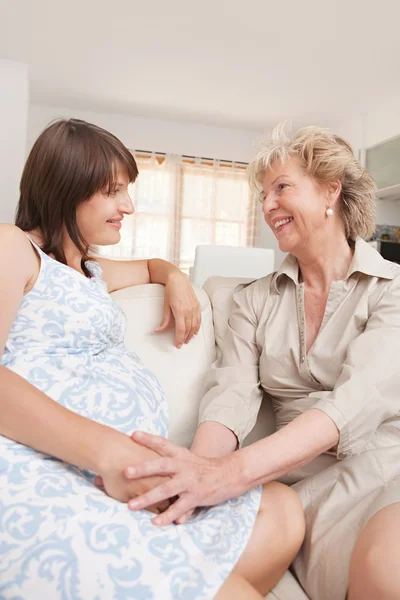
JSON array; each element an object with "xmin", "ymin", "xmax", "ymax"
[
  {"xmin": 76, "ymin": 168, "xmax": 134, "ymax": 246},
  {"xmin": 261, "ymin": 156, "xmax": 333, "ymax": 255}
]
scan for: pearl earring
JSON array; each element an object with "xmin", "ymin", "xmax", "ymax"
[{"xmin": 326, "ymin": 207, "xmax": 333, "ymax": 216}]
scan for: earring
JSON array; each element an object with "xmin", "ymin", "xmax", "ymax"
[{"xmin": 326, "ymin": 207, "xmax": 333, "ymax": 216}]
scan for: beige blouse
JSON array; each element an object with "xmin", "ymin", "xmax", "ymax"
[{"xmin": 199, "ymin": 238, "xmax": 400, "ymax": 461}]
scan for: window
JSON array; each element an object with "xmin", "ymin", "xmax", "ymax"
[{"xmin": 97, "ymin": 152, "xmax": 258, "ymax": 272}]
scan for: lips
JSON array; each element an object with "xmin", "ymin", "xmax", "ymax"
[
  {"xmin": 107, "ymin": 219, "xmax": 122, "ymax": 230},
  {"xmin": 272, "ymin": 216, "xmax": 294, "ymax": 232}
]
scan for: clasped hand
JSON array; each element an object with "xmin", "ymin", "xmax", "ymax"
[
  {"xmin": 121, "ymin": 431, "xmax": 242, "ymax": 526},
  {"xmin": 94, "ymin": 436, "xmax": 172, "ymax": 515}
]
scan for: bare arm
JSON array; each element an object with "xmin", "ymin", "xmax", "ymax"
[
  {"xmin": 0, "ymin": 363, "xmax": 124, "ymax": 473},
  {"xmin": 122, "ymin": 408, "xmax": 338, "ymax": 525},
  {"xmin": 97, "ymin": 256, "xmax": 201, "ymax": 347},
  {"xmin": 237, "ymin": 408, "xmax": 339, "ymax": 489},
  {"xmin": 190, "ymin": 421, "xmax": 237, "ymax": 458},
  {"xmin": 96, "ymin": 256, "xmax": 185, "ymax": 293}
]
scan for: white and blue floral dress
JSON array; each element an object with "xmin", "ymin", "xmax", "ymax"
[{"xmin": 0, "ymin": 238, "xmax": 261, "ymax": 600}]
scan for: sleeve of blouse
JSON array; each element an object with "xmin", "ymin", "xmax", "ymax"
[
  {"xmin": 312, "ymin": 272, "xmax": 400, "ymax": 459},
  {"xmin": 198, "ymin": 280, "xmax": 266, "ymax": 446}
]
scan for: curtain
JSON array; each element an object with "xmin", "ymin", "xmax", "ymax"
[{"xmin": 96, "ymin": 152, "xmax": 259, "ymax": 272}]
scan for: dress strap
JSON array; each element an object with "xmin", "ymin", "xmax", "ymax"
[{"xmin": 23, "ymin": 232, "xmax": 46, "ymax": 255}]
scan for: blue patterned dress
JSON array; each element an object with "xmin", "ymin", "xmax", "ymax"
[{"xmin": 0, "ymin": 238, "xmax": 261, "ymax": 600}]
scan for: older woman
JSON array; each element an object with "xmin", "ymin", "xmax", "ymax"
[{"xmin": 124, "ymin": 124, "xmax": 400, "ymax": 600}]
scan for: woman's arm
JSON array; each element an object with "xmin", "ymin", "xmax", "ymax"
[
  {"xmin": 237, "ymin": 408, "xmax": 338, "ymax": 487},
  {"xmin": 196, "ymin": 279, "xmax": 266, "ymax": 445},
  {"xmin": 97, "ymin": 257, "xmax": 201, "ymax": 348},
  {"xmin": 190, "ymin": 421, "xmax": 238, "ymax": 458},
  {"xmin": 122, "ymin": 408, "xmax": 338, "ymax": 525},
  {"xmin": 0, "ymin": 226, "xmax": 168, "ymax": 507},
  {"xmin": 0, "ymin": 365, "xmax": 170, "ymax": 508},
  {"xmin": 96, "ymin": 256, "xmax": 184, "ymax": 292}
]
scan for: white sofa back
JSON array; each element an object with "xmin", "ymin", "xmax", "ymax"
[
  {"xmin": 110, "ymin": 283, "xmax": 215, "ymax": 448},
  {"xmin": 190, "ymin": 245, "xmax": 275, "ymax": 287}
]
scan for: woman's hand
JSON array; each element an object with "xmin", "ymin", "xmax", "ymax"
[
  {"xmin": 155, "ymin": 271, "xmax": 201, "ymax": 348},
  {"xmin": 96, "ymin": 433, "xmax": 173, "ymax": 514},
  {"xmin": 122, "ymin": 431, "xmax": 246, "ymax": 526},
  {"xmin": 174, "ymin": 421, "xmax": 239, "ymax": 524}
]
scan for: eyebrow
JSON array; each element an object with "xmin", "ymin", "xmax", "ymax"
[
  {"xmin": 263, "ymin": 174, "xmax": 289, "ymax": 191},
  {"xmin": 271, "ymin": 174, "xmax": 289, "ymax": 185}
]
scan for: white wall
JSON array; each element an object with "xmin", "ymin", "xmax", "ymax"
[
  {"xmin": 28, "ymin": 105, "xmax": 262, "ymax": 164},
  {"xmin": 336, "ymin": 105, "xmax": 400, "ymax": 228},
  {"xmin": 0, "ymin": 60, "xmax": 29, "ymax": 223},
  {"xmin": 362, "ymin": 95, "xmax": 400, "ymax": 148}
]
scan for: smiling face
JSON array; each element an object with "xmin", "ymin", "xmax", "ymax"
[
  {"xmin": 261, "ymin": 155, "xmax": 335, "ymax": 255},
  {"xmin": 75, "ymin": 167, "xmax": 134, "ymax": 246}
]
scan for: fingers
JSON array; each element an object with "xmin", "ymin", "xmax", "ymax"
[
  {"xmin": 94, "ymin": 475, "xmax": 104, "ymax": 488},
  {"xmin": 185, "ymin": 307, "xmax": 201, "ymax": 344},
  {"xmin": 146, "ymin": 505, "xmax": 162, "ymax": 515},
  {"xmin": 130, "ymin": 431, "xmax": 180, "ymax": 457},
  {"xmin": 124, "ymin": 457, "xmax": 176, "ymax": 480},
  {"xmin": 175, "ymin": 508, "xmax": 195, "ymax": 525},
  {"xmin": 147, "ymin": 499, "xmax": 171, "ymax": 514},
  {"xmin": 155, "ymin": 306, "xmax": 172, "ymax": 333},
  {"xmin": 195, "ymin": 307, "xmax": 202, "ymax": 336},
  {"xmin": 174, "ymin": 314, "xmax": 186, "ymax": 348},
  {"xmin": 173, "ymin": 301, "xmax": 201, "ymax": 348},
  {"xmin": 152, "ymin": 496, "xmax": 194, "ymax": 527},
  {"xmin": 183, "ymin": 314, "xmax": 193, "ymax": 344},
  {"xmin": 128, "ymin": 479, "xmax": 182, "ymax": 512}
]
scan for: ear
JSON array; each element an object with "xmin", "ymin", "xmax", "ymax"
[{"xmin": 326, "ymin": 180, "xmax": 342, "ymax": 207}]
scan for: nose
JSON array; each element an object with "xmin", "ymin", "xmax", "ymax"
[
  {"xmin": 119, "ymin": 190, "xmax": 134, "ymax": 215},
  {"xmin": 262, "ymin": 190, "xmax": 279, "ymax": 218}
]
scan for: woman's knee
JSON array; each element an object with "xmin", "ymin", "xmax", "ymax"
[
  {"xmin": 260, "ymin": 482, "xmax": 305, "ymax": 552},
  {"xmin": 349, "ymin": 505, "xmax": 400, "ymax": 599},
  {"xmin": 349, "ymin": 541, "xmax": 399, "ymax": 598}
]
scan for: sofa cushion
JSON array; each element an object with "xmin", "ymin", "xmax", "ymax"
[
  {"xmin": 203, "ymin": 276, "xmax": 254, "ymax": 357},
  {"xmin": 111, "ymin": 283, "xmax": 215, "ymax": 448}
]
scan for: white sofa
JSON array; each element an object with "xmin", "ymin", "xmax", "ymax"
[{"xmin": 111, "ymin": 278, "xmax": 309, "ymax": 600}]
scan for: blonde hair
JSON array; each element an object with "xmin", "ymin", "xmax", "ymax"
[{"xmin": 248, "ymin": 123, "xmax": 376, "ymax": 240}]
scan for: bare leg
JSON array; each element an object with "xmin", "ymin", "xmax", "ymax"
[
  {"xmin": 216, "ymin": 482, "xmax": 305, "ymax": 599},
  {"xmin": 348, "ymin": 502, "xmax": 400, "ymax": 600}
]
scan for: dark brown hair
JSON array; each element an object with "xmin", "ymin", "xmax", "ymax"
[{"xmin": 15, "ymin": 118, "xmax": 138, "ymax": 274}]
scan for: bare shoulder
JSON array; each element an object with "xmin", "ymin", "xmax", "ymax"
[
  {"xmin": 0, "ymin": 223, "xmax": 30, "ymax": 247},
  {"xmin": 0, "ymin": 224, "xmax": 38, "ymax": 281},
  {"xmin": 0, "ymin": 225, "xmax": 40, "ymax": 355}
]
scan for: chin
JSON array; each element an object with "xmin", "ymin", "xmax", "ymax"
[
  {"xmin": 277, "ymin": 238, "xmax": 294, "ymax": 254},
  {"xmin": 90, "ymin": 233, "xmax": 121, "ymax": 247},
  {"xmin": 276, "ymin": 231, "xmax": 302, "ymax": 255}
]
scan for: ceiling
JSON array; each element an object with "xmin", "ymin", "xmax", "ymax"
[{"xmin": 2, "ymin": 0, "xmax": 400, "ymax": 130}]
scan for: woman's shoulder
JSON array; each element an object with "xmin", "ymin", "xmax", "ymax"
[
  {"xmin": 0, "ymin": 224, "xmax": 39, "ymax": 279},
  {"xmin": 0, "ymin": 224, "xmax": 35, "ymax": 255},
  {"xmin": 235, "ymin": 271, "xmax": 276, "ymax": 297},
  {"xmin": 233, "ymin": 272, "xmax": 276, "ymax": 320}
]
